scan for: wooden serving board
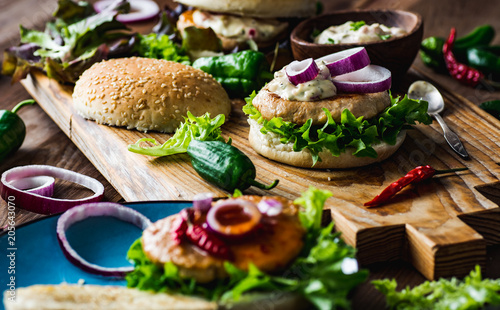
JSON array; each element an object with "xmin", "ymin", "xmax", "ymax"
[{"xmin": 21, "ymin": 69, "xmax": 500, "ymax": 280}]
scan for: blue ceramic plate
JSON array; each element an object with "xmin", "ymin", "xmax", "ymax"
[{"xmin": 0, "ymin": 201, "xmax": 192, "ymax": 310}]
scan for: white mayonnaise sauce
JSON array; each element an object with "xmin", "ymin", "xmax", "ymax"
[
  {"xmin": 267, "ymin": 63, "xmax": 337, "ymax": 101},
  {"xmin": 314, "ymin": 21, "xmax": 407, "ymax": 44}
]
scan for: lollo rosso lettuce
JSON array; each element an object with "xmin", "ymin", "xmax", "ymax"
[
  {"xmin": 126, "ymin": 187, "xmax": 368, "ymax": 310},
  {"xmin": 243, "ymin": 91, "xmax": 433, "ymax": 166}
]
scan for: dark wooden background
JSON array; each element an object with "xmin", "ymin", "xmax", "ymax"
[{"xmin": 1, "ymin": 0, "xmax": 499, "ymax": 308}]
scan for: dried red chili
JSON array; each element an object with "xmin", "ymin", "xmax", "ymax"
[
  {"xmin": 443, "ymin": 28, "xmax": 484, "ymax": 87},
  {"xmin": 364, "ymin": 165, "xmax": 468, "ymax": 207}
]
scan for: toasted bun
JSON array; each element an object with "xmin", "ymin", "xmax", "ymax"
[
  {"xmin": 174, "ymin": 0, "xmax": 316, "ymax": 18},
  {"xmin": 4, "ymin": 284, "xmax": 216, "ymax": 310},
  {"xmin": 249, "ymin": 119, "xmax": 406, "ymax": 169},
  {"xmin": 4, "ymin": 284, "xmax": 310, "ymax": 310},
  {"xmin": 73, "ymin": 57, "xmax": 231, "ymax": 133},
  {"xmin": 253, "ymin": 88, "xmax": 391, "ymax": 125}
]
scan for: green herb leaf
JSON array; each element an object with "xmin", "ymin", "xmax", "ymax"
[
  {"xmin": 350, "ymin": 21, "xmax": 366, "ymax": 31},
  {"xmin": 127, "ymin": 112, "xmax": 226, "ymax": 156},
  {"xmin": 373, "ymin": 265, "xmax": 500, "ymax": 310},
  {"xmin": 243, "ymin": 92, "xmax": 432, "ymax": 166}
]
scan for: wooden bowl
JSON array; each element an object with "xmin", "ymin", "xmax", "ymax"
[{"xmin": 290, "ymin": 10, "xmax": 423, "ymax": 82}]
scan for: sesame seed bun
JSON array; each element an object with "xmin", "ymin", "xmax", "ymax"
[
  {"xmin": 72, "ymin": 57, "xmax": 231, "ymax": 133},
  {"xmin": 174, "ymin": 0, "xmax": 316, "ymax": 18}
]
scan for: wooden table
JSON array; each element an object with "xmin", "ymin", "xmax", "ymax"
[{"xmin": 1, "ymin": 0, "xmax": 499, "ymax": 309}]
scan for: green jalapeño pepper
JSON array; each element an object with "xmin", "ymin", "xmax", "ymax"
[
  {"xmin": 187, "ymin": 139, "xmax": 279, "ymax": 192},
  {"xmin": 420, "ymin": 24, "xmax": 495, "ymax": 72},
  {"xmin": 467, "ymin": 47, "xmax": 500, "ymax": 80},
  {"xmin": 192, "ymin": 50, "xmax": 274, "ymax": 97},
  {"xmin": 0, "ymin": 99, "xmax": 35, "ymax": 162}
]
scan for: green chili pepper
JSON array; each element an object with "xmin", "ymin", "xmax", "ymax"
[
  {"xmin": 192, "ymin": 50, "xmax": 274, "ymax": 97},
  {"xmin": 466, "ymin": 47, "xmax": 500, "ymax": 79},
  {"xmin": 0, "ymin": 99, "xmax": 35, "ymax": 162},
  {"xmin": 420, "ymin": 25, "xmax": 495, "ymax": 72},
  {"xmin": 187, "ymin": 139, "xmax": 279, "ymax": 192},
  {"xmin": 479, "ymin": 100, "xmax": 500, "ymax": 120}
]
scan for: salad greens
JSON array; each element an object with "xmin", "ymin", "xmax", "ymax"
[
  {"xmin": 126, "ymin": 187, "xmax": 368, "ymax": 310},
  {"xmin": 243, "ymin": 92, "xmax": 432, "ymax": 166},
  {"xmin": 127, "ymin": 112, "xmax": 226, "ymax": 157},
  {"xmin": 134, "ymin": 33, "xmax": 190, "ymax": 64},
  {"xmin": 373, "ymin": 265, "xmax": 500, "ymax": 310},
  {"xmin": 3, "ymin": 0, "xmax": 132, "ymax": 84}
]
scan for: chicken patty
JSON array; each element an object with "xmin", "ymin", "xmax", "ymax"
[
  {"xmin": 142, "ymin": 196, "xmax": 305, "ymax": 283},
  {"xmin": 252, "ymin": 87, "xmax": 391, "ymax": 125}
]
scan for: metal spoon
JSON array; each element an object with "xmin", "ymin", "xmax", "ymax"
[{"xmin": 408, "ymin": 80, "xmax": 469, "ymax": 159}]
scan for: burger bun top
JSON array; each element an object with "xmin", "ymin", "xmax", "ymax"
[{"xmin": 174, "ymin": 0, "xmax": 316, "ymax": 18}]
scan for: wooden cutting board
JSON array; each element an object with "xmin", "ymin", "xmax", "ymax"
[{"xmin": 21, "ymin": 69, "xmax": 500, "ymax": 280}]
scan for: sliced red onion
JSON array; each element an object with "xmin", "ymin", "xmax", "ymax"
[
  {"xmin": 206, "ymin": 199, "xmax": 262, "ymax": 237},
  {"xmin": 286, "ymin": 58, "xmax": 319, "ymax": 86},
  {"xmin": 316, "ymin": 47, "xmax": 371, "ymax": 76},
  {"xmin": 332, "ymin": 65, "xmax": 392, "ymax": 93},
  {"xmin": 9, "ymin": 175, "xmax": 55, "ymax": 196},
  {"xmin": 257, "ymin": 199, "xmax": 283, "ymax": 217},
  {"xmin": 193, "ymin": 193, "xmax": 213, "ymax": 213},
  {"xmin": 0, "ymin": 165, "xmax": 104, "ymax": 215},
  {"xmin": 57, "ymin": 202, "xmax": 152, "ymax": 278},
  {"xmin": 94, "ymin": 0, "xmax": 160, "ymax": 23}
]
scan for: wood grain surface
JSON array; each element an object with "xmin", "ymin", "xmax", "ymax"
[{"xmin": 2, "ymin": 0, "xmax": 500, "ymax": 309}]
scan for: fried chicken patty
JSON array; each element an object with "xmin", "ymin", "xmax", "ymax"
[{"xmin": 141, "ymin": 196, "xmax": 305, "ymax": 283}]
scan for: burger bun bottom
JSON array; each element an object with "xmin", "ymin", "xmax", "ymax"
[{"xmin": 248, "ymin": 119, "xmax": 406, "ymax": 169}]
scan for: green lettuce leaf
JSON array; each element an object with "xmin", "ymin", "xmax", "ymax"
[
  {"xmin": 135, "ymin": 33, "xmax": 190, "ymax": 64},
  {"xmin": 373, "ymin": 265, "xmax": 500, "ymax": 310},
  {"xmin": 127, "ymin": 112, "xmax": 226, "ymax": 156},
  {"xmin": 126, "ymin": 187, "xmax": 368, "ymax": 309},
  {"xmin": 243, "ymin": 91, "xmax": 433, "ymax": 166}
]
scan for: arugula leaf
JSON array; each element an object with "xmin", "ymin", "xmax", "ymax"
[
  {"xmin": 373, "ymin": 265, "xmax": 500, "ymax": 310},
  {"xmin": 126, "ymin": 187, "xmax": 368, "ymax": 309},
  {"xmin": 243, "ymin": 91, "xmax": 432, "ymax": 166},
  {"xmin": 127, "ymin": 112, "xmax": 226, "ymax": 156}
]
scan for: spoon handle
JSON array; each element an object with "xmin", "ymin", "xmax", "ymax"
[{"xmin": 433, "ymin": 114, "xmax": 470, "ymax": 159}]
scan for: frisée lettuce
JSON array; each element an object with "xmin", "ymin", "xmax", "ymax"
[
  {"xmin": 373, "ymin": 265, "xmax": 500, "ymax": 310},
  {"xmin": 243, "ymin": 92, "xmax": 433, "ymax": 166},
  {"xmin": 127, "ymin": 112, "xmax": 227, "ymax": 156},
  {"xmin": 126, "ymin": 187, "xmax": 368, "ymax": 310}
]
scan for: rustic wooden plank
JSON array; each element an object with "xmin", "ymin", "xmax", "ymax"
[{"xmin": 21, "ymin": 67, "xmax": 500, "ymax": 280}]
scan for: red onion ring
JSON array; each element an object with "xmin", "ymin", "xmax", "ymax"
[
  {"xmin": 286, "ymin": 58, "xmax": 320, "ymax": 86},
  {"xmin": 316, "ymin": 47, "xmax": 371, "ymax": 76},
  {"xmin": 257, "ymin": 199, "xmax": 283, "ymax": 217},
  {"xmin": 57, "ymin": 202, "xmax": 152, "ymax": 278},
  {"xmin": 332, "ymin": 65, "xmax": 392, "ymax": 93},
  {"xmin": 0, "ymin": 165, "xmax": 104, "ymax": 215},
  {"xmin": 206, "ymin": 199, "xmax": 262, "ymax": 237},
  {"xmin": 9, "ymin": 175, "xmax": 55, "ymax": 196},
  {"xmin": 94, "ymin": 0, "xmax": 160, "ymax": 23},
  {"xmin": 193, "ymin": 192, "xmax": 213, "ymax": 213}
]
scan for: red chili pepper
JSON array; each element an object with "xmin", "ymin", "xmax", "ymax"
[
  {"xmin": 172, "ymin": 207, "xmax": 233, "ymax": 260},
  {"xmin": 443, "ymin": 28, "xmax": 484, "ymax": 87},
  {"xmin": 364, "ymin": 165, "xmax": 468, "ymax": 207}
]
